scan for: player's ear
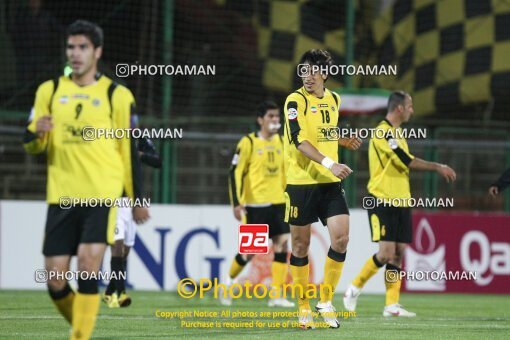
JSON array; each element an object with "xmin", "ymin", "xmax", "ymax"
[
  {"xmin": 257, "ymin": 116, "xmax": 263, "ymax": 127},
  {"xmin": 94, "ymin": 46, "xmax": 103, "ymax": 59},
  {"xmin": 321, "ymin": 73, "xmax": 327, "ymax": 81}
]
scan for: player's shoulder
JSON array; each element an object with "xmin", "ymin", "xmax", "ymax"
[
  {"xmin": 285, "ymin": 88, "xmax": 307, "ymax": 104},
  {"xmin": 36, "ymin": 77, "xmax": 61, "ymax": 96},
  {"xmin": 372, "ymin": 119, "xmax": 393, "ymax": 141},
  {"xmin": 240, "ymin": 132, "xmax": 256, "ymax": 144},
  {"xmin": 100, "ymin": 75, "xmax": 134, "ymax": 98},
  {"xmin": 237, "ymin": 132, "xmax": 255, "ymax": 151},
  {"xmin": 327, "ymin": 89, "xmax": 341, "ymax": 105},
  {"xmin": 376, "ymin": 119, "xmax": 392, "ymax": 130}
]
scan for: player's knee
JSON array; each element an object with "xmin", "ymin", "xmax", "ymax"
[
  {"xmin": 47, "ymin": 279, "xmax": 66, "ymax": 292},
  {"xmin": 391, "ymin": 254, "xmax": 403, "ymax": 266},
  {"xmin": 77, "ymin": 255, "xmax": 99, "ymax": 273},
  {"xmin": 280, "ymin": 240, "xmax": 289, "ymax": 253},
  {"xmin": 112, "ymin": 247, "xmax": 123, "ymax": 257},
  {"xmin": 111, "ymin": 241, "xmax": 124, "ymax": 257},
  {"xmin": 376, "ymin": 252, "xmax": 392, "ymax": 264},
  {"xmin": 291, "ymin": 241, "xmax": 309, "ymax": 257},
  {"xmin": 332, "ymin": 234, "xmax": 349, "ymax": 252},
  {"xmin": 273, "ymin": 238, "xmax": 289, "ymax": 253}
]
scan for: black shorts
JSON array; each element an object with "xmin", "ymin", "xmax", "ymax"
[
  {"xmin": 43, "ymin": 205, "xmax": 117, "ymax": 256},
  {"xmin": 368, "ymin": 206, "xmax": 412, "ymax": 243},
  {"xmin": 285, "ymin": 182, "xmax": 349, "ymax": 226},
  {"xmin": 245, "ymin": 204, "xmax": 290, "ymax": 238}
]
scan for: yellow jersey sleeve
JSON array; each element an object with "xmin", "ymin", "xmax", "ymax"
[
  {"xmin": 23, "ymin": 80, "xmax": 55, "ymax": 154},
  {"xmin": 111, "ymin": 85, "xmax": 143, "ymax": 199},
  {"xmin": 228, "ymin": 135, "xmax": 252, "ymax": 206},
  {"xmin": 372, "ymin": 128, "xmax": 415, "ymax": 170},
  {"xmin": 285, "ymin": 93, "xmax": 308, "ymax": 146}
]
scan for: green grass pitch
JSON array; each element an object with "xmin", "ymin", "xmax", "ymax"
[{"xmin": 1, "ymin": 290, "xmax": 509, "ymax": 339}]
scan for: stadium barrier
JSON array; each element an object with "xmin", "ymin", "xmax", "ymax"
[
  {"xmin": 404, "ymin": 212, "xmax": 510, "ymax": 294},
  {"xmin": 0, "ymin": 200, "xmax": 508, "ymax": 294}
]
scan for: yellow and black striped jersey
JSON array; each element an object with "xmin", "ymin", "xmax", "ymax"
[
  {"xmin": 228, "ymin": 132, "xmax": 285, "ymax": 206},
  {"xmin": 283, "ymin": 87, "xmax": 341, "ymax": 185},
  {"xmin": 23, "ymin": 73, "xmax": 142, "ymax": 203},
  {"xmin": 367, "ymin": 119, "xmax": 415, "ymax": 205}
]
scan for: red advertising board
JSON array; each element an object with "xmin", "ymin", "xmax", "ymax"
[{"xmin": 403, "ymin": 211, "xmax": 510, "ymax": 294}]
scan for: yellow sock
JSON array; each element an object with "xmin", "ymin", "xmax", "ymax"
[
  {"xmin": 385, "ymin": 265, "xmax": 402, "ymax": 306},
  {"xmin": 290, "ymin": 256, "xmax": 310, "ymax": 310},
  {"xmin": 228, "ymin": 254, "xmax": 247, "ymax": 279},
  {"xmin": 71, "ymin": 293, "xmax": 100, "ymax": 340},
  {"xmin": 50, "ymin": 286, "xmax": 75, "ymax": 324},
  {"xmin": 53, "ymin": 292, "xmax": 75, "ymax": 324},
  {"xmin": 320, "ymin": 256, "xmax": 344, "ymax": 303},
  {"xmin": 352, "ymin": 254, "xmax": 383, "ymax": 289},
  {"xmin": 271, "ymin": 261, "xmax": 287, "ymax": 293}
]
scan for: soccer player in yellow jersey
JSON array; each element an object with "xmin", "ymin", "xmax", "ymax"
[
  {"xmin": 284, "ymin": 49, "xmax": 362, "ymax": 329},
  {"xmin": 23, "ymin": 20, "xmax": 148, "ymax": 339},
  {"xmin": 343, "ymin": 91, "xmax": 456, "ymax": 317},
  {"xmin": 223, "ymin": 101, "xmax": 295, "ymax": 308}
]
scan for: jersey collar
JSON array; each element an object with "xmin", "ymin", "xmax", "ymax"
[
  {"xmin": 67, "ymin": 72, "xmax": 102, "ymax": 81},
  {"xmin": 301, "ymin": 86, "xmax": 327, "ymax": 99},
  {"xmin": 383, "ymin": 118, "xmax": 394, "ymax": 127}
]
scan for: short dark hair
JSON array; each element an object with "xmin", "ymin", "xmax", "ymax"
[
  {"xmin": 66, "ymin": 20, "xmax": 103, "ymax": 48},
  {"xmin": 299, "ymin": 49, "xmax": 333, "ymax": 81},
  {"xmin": 388, "ymin": 91, "xmax": 410, "ymax": 112},
  {"xmin": 256, "ymin": 100, "xmax": 279, "ymax": 118},
  {"xmin": 299, "ymin": 49, "xmax": 333, "ymax": 67}
]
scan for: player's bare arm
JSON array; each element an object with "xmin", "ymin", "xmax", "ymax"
[
  {"xmin": 232, "ymin": 205, "xmax": 246, "ymax": 221},
  {"xmin": 132, "ymin": 206, "xmax": 150, "ymax": 225},
  {"xmin": 338, "ymin": 137, "xmax": 362, "ymax": 150},
  {"xmin": 409, "ymin": 157, "xmax": 456, "ymax": 183},
  {"xmin": 489, "ymin": 186, "xmax": 499, "ymax": 197},
  {"xmin": 488, "ymin": 167, "xmax": 510, "ymax": 197},
  {"xmin": 297, "ymin": 140, "xmax": 352, "ymax": 180}
]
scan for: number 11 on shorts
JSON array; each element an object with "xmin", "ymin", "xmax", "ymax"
[{"xmin": 238, "ymin": 224, "xmax": 269, "ymax": 254}]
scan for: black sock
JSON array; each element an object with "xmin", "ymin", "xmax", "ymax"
[
  {"xmin": 290, "ymin": 254, "xmax": 309, "ymax": 266},
  {"xmin": 48, "ymin": 282, "xmax": 74, "ymax": 300},
  {"xmin": 105, "ymin": 278, "xmax": 116, "ymax": 295},
  {"xmin": 235, "ymin": 253, "xmax": 249, "ymax": 266},
  {"xmin": 273, "ymin": 252, "xmax": 287, "ymax": 263},
  {"xmin": 109, "ymin": 256, "xmax": 123, "ymax": 294},
  {"xmin": 116, "ymin": 257, "xmax": 127, "ymax": 294},
  {"xmin": 78, "ymin": 277, "xmax": 98, "ymax": 294}
]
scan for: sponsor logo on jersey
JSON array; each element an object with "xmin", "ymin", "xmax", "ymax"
[
  {"xmin": 287, "ymin": 108, "xmax": 298, "ymax": 120},
  {"xmin": 318, "ymin": 104, "xmax": 328, "ymax": 108},
  {"xmin": 231, "ymin": 154, "xmax": 240, "ymax": 165},
  {"xmin": 92, "ymin": 98, "xmax": 101, "ymax": 107},
  {"xmin": 72, "ymin": 94, "xmax": 90, "ymax": 99},
  {"xmin": 388, "ymin": 138, "xmax": 398, "ymax": 150},
  {"xmin": 267, "ymin": 166, "xmax": 278, "ymax": 174}
]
